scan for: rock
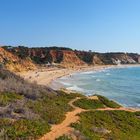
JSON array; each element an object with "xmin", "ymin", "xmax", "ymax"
[
  {"xmin": 0, "ymin": 47, "xmax": 36, "ymax": 72},
  {"xmin": 92, "ymin": 127, "xmax": 111, "ymax": 134}
]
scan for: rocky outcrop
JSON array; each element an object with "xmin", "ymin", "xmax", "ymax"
[
  {"xmin": 60, "ymin": 50, "xmax": 87, "ymax": 68},
  {"xmin": 0, "ymin": 47, "xmax": 36, "ymax": 72},
  {"xmin": 75, "ymin": 51, "xmax": 140, "ymax": 65},
  {"xmin": 92, "ymin": 54, "xmax": 104, "ymax": 65},
  {"xmin": 138, "ymin": 57, "xmax": 140, "ymax": 63},
  {"xmin": 7, "ymin": 47, "xmax": 87, "ymax": 68},
  {"xmin": 49, "ymin": 50, "xmax": 63, "ymax": 63},
  {"xmin": 74, "ymin": 51, "xmax": 94, "ymax": 64},
  {"xmin": 99, "ymin": 53, "xmax": 139, "ymax": 65}
]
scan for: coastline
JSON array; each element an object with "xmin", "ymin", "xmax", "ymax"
[
  {"xmin": 19, "ymin": 64, "xmax": 140, "ymax": 111},
  {"xmin": 19, "ymin": 64, "xmax": 140, "ymax": 88},
  {"xmin": 19, "ymin": 65, "xmax": 117, "ymax": 87}
]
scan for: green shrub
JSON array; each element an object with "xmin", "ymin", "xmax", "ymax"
[
  {"xmin": 134, "ymin": 111, "xmax": 140, "ymax": 116},
  {"xmin": 0, "ymin": 72, "xmax": 7, "ymax": 79},
  {"xmin": 25, "ymin": 91, "xmax": 83, "ymax": 130},
  {"xmin": 0, "ymin": 92, "xmax": 23, "ymax": 106},
  {"xmin": 0, "ymin": 91, "xmax": 82, "ymax": 139},
  {"xmin": 27, "ymin": 92, "xmax": 74, "ymax": 124},
  {"xmin": 6, "ymin": 119, "xmax": 50, "ymax": 139},
  {"xmin": 0, "ymin": 118, "xmax": 50, "ymax": 139},
  {"xmin": 71, "ymin": 110, "xmax": 140, "ymax": 140},
  {"xmin": 97, "ymin": 95, "xmax": 121, "ymax": 108},
  {"xmin": 73, "ymin": 98, "xmax": 105, "ymax": 109},
  {"xmin": 0, "ymin": 69, "xmax": 85, "ymax": 139},
  {"xmin": 56, "ymin": 135, "xmax": 72, "ymax": 140}
]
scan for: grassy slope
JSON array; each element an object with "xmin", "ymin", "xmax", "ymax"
[
  {"xmin": 72, "ymin": 96, "xmax": 140, "ymax": 140},
  {"xmin": 71, "ymin": 110, "xmax": 140, "ymax": 140},
  {"xmin": 73, "ymin": 95, "xmax": 121, "ymax": 110},
  {"xmin": 97, "ymin": 95, "xmax": 121, "ymax": 108},
  {"xmin": 0, "ymin": 91, "xmax": 83, "ymax": 139},
  {"xmin": 1, "ymin": 68, "xmax": 140, "ymax": 140},
  {"xmin": 0, "ymin": 68, "xmax": 83, "ymax": 139},
  {"xmin": 73, "ymin": 98, "xmax": 105, "ymax": 109}
]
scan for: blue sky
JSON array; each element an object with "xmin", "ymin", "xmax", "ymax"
[{"xmin": 0, "ymin": 0, "xmax": 140, "ymax": 53}]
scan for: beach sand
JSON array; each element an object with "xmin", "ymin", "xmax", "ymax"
[{"xmin": 19, "ymin": 64, "xmax": 140, "ymax": 87}]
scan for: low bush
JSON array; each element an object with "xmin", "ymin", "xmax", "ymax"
[
  {"xmin": 56, "ymin": 135, "xmax": 72, "ymax": 140},
  {"xmin": 71, "ymin": 110, "xmax": 140, "ymax": 140},
  {"xmin": 0, "ymin": 119, "xmax": 50, "ymax": 139},
  {"xmin": 27, "ymin": 91, "xmax": 77, "ymax": 124},
  {"xmin": 0, "ymin": 68, "xmax": 56, "ymax": 99},
  {"xmin": 0, "ymin": 68, "xmax": 82, "ymax": 139},
  {"xmin": 0, "ymin": 92, "xmax": 23, "ymax": 106},
  {"xmin": 73, "ymin": 98, "xmax": 105, "ymax": 109},
  {"xmin": 97, "ymin": 95, "xmax": 121, "ymax": 108}
]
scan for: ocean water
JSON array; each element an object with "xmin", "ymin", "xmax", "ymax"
[{"xmin": 51, "ymin": 66, "xmax": 140, "ymax": 108}]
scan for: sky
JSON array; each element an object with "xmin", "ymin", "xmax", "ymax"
[{"xmin": 0, "ymin": 0, "xmax": 140, "ymax": 53}]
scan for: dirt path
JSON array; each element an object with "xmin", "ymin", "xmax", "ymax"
[
  {"xmin": 39, "ymin": 97, "xmax": 138, "ymax": 140},
  {"xmin": 40, "ymin": 97, "xmax": 85, "ymax": 140},
  {"xmin": 97, "ymin": 107, "xmax": 138, "ymax": 112}
]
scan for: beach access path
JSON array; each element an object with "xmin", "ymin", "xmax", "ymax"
[{"xmin": 39, "ymin": 96, "xmax": 138, "ymax": 140}]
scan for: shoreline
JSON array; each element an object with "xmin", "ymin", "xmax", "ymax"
[
  {"xmin": 19, "ymin": 64, "xmax": 140, "ymax": 88},
  {"xmin": 19, "ymin": 64, "xmax": 140, "ymax": 111},
  {"xmin": 50, "ymin": 64, "xmax": 140, "ymax": 90}
]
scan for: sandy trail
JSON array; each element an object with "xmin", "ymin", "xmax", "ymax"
[
  {"xmin": 39, "ymin": 97, "xmax": 138, "ymax": 140},
  {"xmin": 97, "ymin": 107, "xmax": 139, "ymax": 112},
  {"xmin": 40, "ymin": 97, "xmax": 85, "ymax": 140}
]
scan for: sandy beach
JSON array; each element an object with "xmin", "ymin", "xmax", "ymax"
[
  {"xmin": 19, "ymin": 65, "xmax": 114, "ymax": 86},
  {"xmin": 19, "ymin": 64, "xmax": 140, "ymax": 88}
]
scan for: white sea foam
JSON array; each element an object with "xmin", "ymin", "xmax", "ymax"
[
  {"xmin": 59, "ymin": 81, "xmax": 72, "ymax": 86},
  {"xmin": 80, "ymin": 71, "xmax": 95, "ymax": 75},
  {"xmin": 66, "ymin": 85, "xmax": 84, "ymax": 92},
  {"xmin": 96, "ymin": 78, "xmax": 101, "ymax": 82}
]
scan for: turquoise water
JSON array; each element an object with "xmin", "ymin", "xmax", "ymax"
[{"xmin": 52, "ymin": 66, "xmax": 140, "ymax": 108}]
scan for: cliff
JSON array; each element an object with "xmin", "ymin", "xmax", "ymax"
[
  {"xmin": 96, "ymin": 53, "xmax": 140, "ymax": 65},
  {"xmin": 0, "ymin": 47, "xmax": 36, "ymax": 72},
  {"xmin": 7, "ymin": 47, "xmax": 87, "ymax": 68},
  {"xmin": 60, "ymin": 50, "xmax": 87, "ymax": 67},
  {"xmin": 2, "ymin": 46, "xmax": 140, "ymax": 69},
  {"xmin": 75, "ymin": 50, "xmax": 140, "ymax": 65}
]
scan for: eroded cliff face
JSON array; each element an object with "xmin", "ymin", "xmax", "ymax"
[
  {"xmin": 49, "ymin": 50, "xmax": 63, "ymax": 63},
  {"xmin": 3, "ymin": 46, "xmax": 140, "ymax": 68},
  {"xmin": 8, "ymin": 47, "xmax": 87, "ymax": 68},
  {"xmin": 92, "ymin": 54, "xmax": 104, "ymax": 65},
  {"xmin": 0, "ymin": 47, "xmax": 36, "ymax": 72},
  {"xmin": 98, "ymin": 53, "xmax": 140, "ymax": 65},
  {"xmin": 60, "ymin": 50, "xmax": 87, "ymax": 68}
]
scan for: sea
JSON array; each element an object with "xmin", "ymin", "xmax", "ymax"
[{"xmin": 51, "ymin": 66, "xmax": 140, "ymax": 108}]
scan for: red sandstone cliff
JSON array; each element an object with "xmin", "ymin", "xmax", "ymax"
[
  {"xmin": 3, "ymin": 46, "xmax": 140, "ymax": 68},
  {"xmin": 60, "ymin": 50, "xmax": 87, "ymax": 68},
  {"xmin": 0, "ymin": 47, "xmax": 36, "ymax": 72}
]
